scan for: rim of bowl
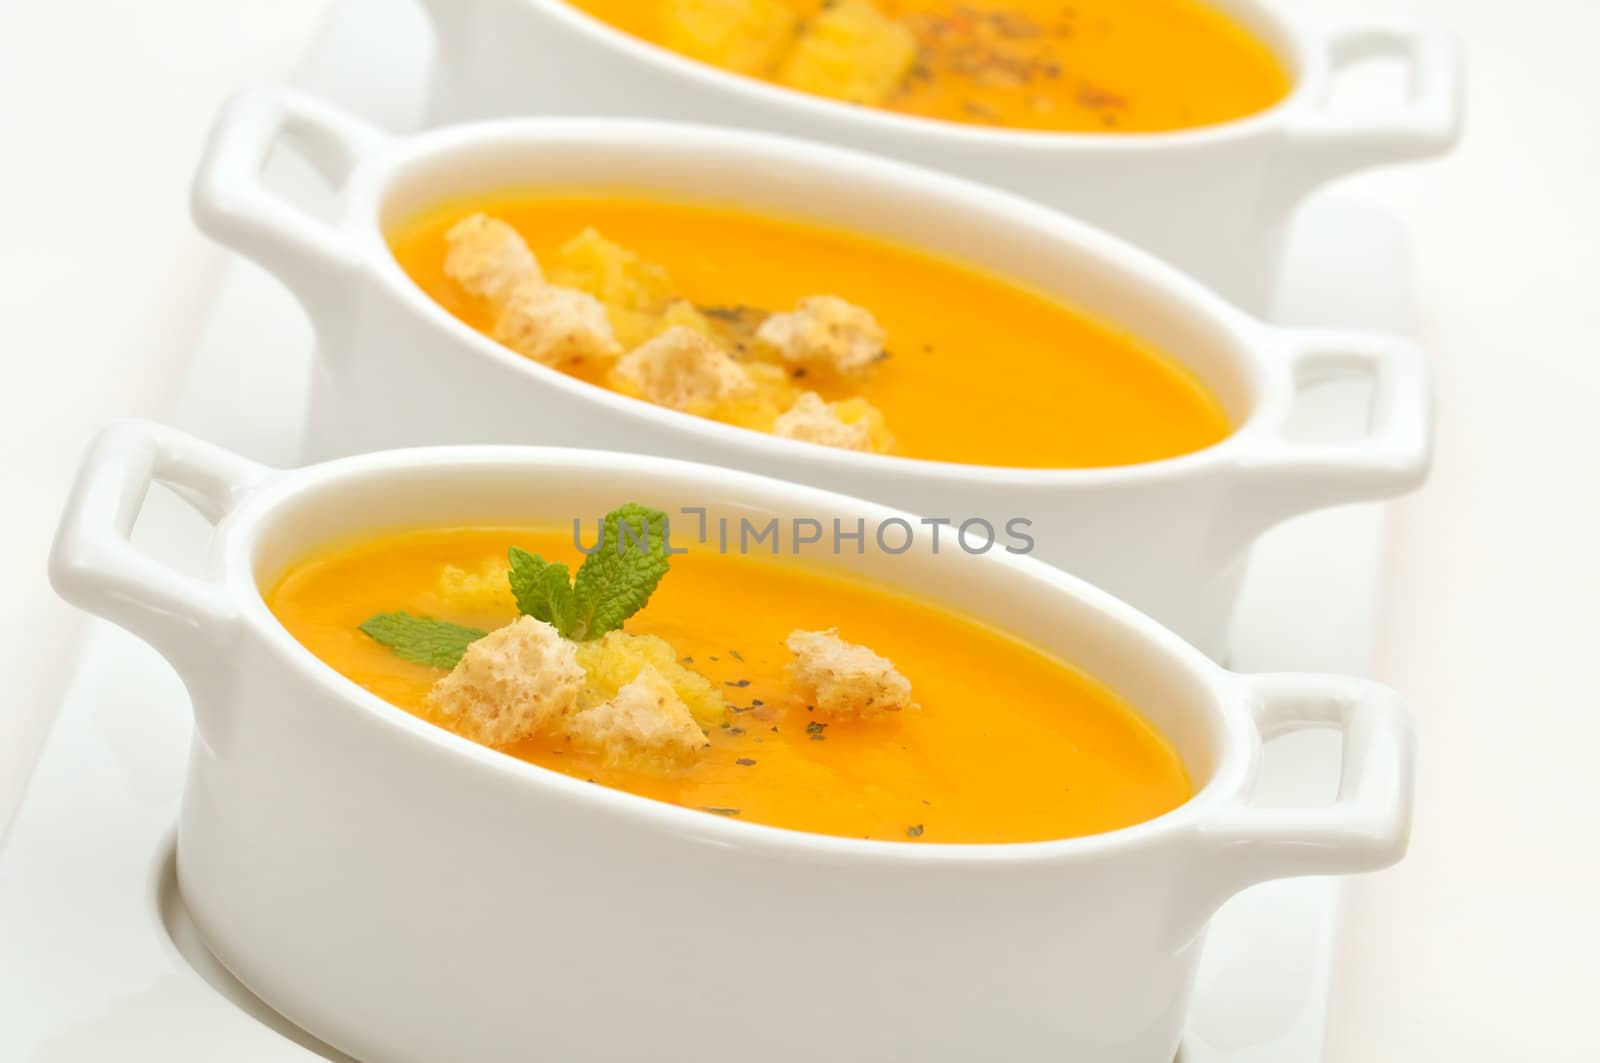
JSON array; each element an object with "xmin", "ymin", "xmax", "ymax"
[
  {"xmin": 356, "ymin": 118, "xmax": 1285, "ymax": 489},
  {"xmin": 514, "ymin": 0, "xmax": 1320, "ymax": 148},
  {"xmin": 227, "ymin": 445, "xmax": 1258, "ymax": 868}
]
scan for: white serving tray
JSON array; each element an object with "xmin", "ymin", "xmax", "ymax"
[{"xmin": 0, "ymin": 0, "xmax": 1413, "ymax": 1058}]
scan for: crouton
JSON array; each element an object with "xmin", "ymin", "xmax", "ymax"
[
  {"xmin": 777, "ymin": 0, "xmax": 918, "ymax": 105},
  {"xmin": 444, "ymin": 214, "xmax": 542, "ymax": 303},
  {"xmin": 713, "ymin": 360, "xmax": 802, "ymax": 433},
  {"xmin": 427, "ymin": 617, "xmax": 583, "ymax": 747},
  {"xmin": 773, "ymin": 391, "xmax": 878, "ymax": 451},
  {"xmin": 755, "ymin": 294, "xmax": 887, "ymax": 376},
  {"xmin": 785, "ymin": 628, "xmax": 913, "ymax": 720},
  {"xmin": 655, "ymin": 298, "xmax": 719, "ymax": 341},
  {"xmin": 574, "ymin": 630, "xmax": 728, "ymax": 729},
  {"xmin": 547, "ymin": 227, "xmax": 675, "ymax": 312},
  {"xmin": 434, "ymin": 559, "xmax": 516, "ymax": 615},
  {"xmin": 611, "ymin": 325, "xmax": 756, "ymax": 412},
  {"xmin": 547, "ymin": 227, "xmax": 680, "ymax": 348},
  {"xmin": 661, "ymin": 0, "xmax": 801, "ymax": 75},
  {"xmin": 492, "ymin": 282, "xmax": 622, "ymax": 366},
  {"xmin": 831, "ymin": 396, "xmax": 895, "ymax": 453},
  {"xmin": 565, "ymin": 663, "xmax": 709, "ymax": 770}
]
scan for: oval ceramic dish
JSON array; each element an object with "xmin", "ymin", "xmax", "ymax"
[
  {"xmin": 191, "ymin": 88, "xmax": 1434, "ymax": 660},
  {"xmin": 411, "ymin": 0, "xmax": 1462, "ymax": 309},
  {"xmin": 50, "ymin": 420, "xmax": 1414, "ymax": 1063}
]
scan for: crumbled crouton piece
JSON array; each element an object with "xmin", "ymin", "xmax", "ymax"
[
  {"xmin": 831, "ymin": 396, "xmax": 895, "ymax": 453},
  {"xmin": 785, "ymin": 628, "xmax": 913, "ymax": 720},
  {"xmin": 755, "ymin": 295, "xmax": 887, "ymax": 376},
  {"xmin": 611, "ymin": 326, "xmax": 757, "ymax": 412},
  {"xmin": 434, "ymin": 560, "xmax": 515, "ymax": 614},
  {"xmin": 565, "ymin": 663, "xmax": 709, "ymax": 769},
  {"xmin": 547, "ymin": 228, "xmax": 680, "ymax": 348},
  {"xmin": 773, "ymin": 391, "xmax": 879, "ymax": 451},
  {"xmin": 548, "ymin": 227, "xmax": 675, "ymax": 312},
  {"xmin": 444, "ymin": 214, "xmax": 542, "ymax": 303},
  {"xmin": 575, "ymin": 631, "xmax": 727, "ymax": 729},
  {"xmin": 492, "ymin": 282, "xmax": 622, "ymax": 366},
  {"xmin": 777, "ymin": 1, "xmax": 918, "ymax": 105},
  {"xmin": 655, "ymin": 298, "xmax": 719, "ymax": 341},
  {"xmin": 662, "ymin": 0, "xmax": 801, "ymax": 75},
  {"xmin": 427, "ymin": 617, "xmax": 583, "ymax": 747},
  {"xmin": 714, "ymin": 360, "xmax": 802, "ymax": 433}
]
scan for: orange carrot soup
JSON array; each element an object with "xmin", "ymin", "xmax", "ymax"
[
  {"xmin": 266, "ymin": 516, "xmax": 1192, "ymax": 844},
  {"xmin": 388, "ymin": 194, "xmax": 1232, "ymax": 469},
  {"xmin": 566, "ymin": 0, "xmax": 1291, "ymax": 133}
]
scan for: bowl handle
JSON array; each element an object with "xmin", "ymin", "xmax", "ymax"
[
  {"xmin": 1275, "ymin": 18, "xmax": 1464, "ymax": 195},
  {"xmin": 1197, "ymin": 674, "xmax": 1416, "ymax": 889},
  {"xmin": 1226, "ymin": 328, "xmax": 1434, "ymax": 535},
  {"xmin": 49, "ymin": 421, "xmax": 275, "ymax": 702},
  {"xmin": 190, "ymin": 86, "xmax": 388, "ymax": 328}
]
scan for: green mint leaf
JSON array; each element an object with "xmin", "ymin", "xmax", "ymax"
[
  {"xmin": 507, "ymin": 546, "xmax": 576, "ymax": 637},
  {"xmin": 359, "ymin": 612, "xmax": 487, "ymax": 669},
  {"xmin": 569, "ymin": 503, "xmax": 672, "ymax": 641}
]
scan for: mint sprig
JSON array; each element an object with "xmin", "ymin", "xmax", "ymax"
[
  {"xmin": 359, "ymin": 503, "xmax": 674, "ymax": 667},
  {"xmin": 508, "ymin": 546, "xmax": 576, "ymax": 634},
  {"xmin": 568, "ymin": 503, "xmax": 672, "ymax": 641},
  {"xmin": 358, "ymin": 612, "xmax": 487, "ymax": 669}
]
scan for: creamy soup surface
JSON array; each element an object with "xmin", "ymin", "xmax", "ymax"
[
  {"xmin": 268, "ymin": 526, "xmax": 1194, "ymax": 844},
  {"xmin": 390, "ymin": 193, "xmax": 1233, "ymax": 469},
  {"xmin": 566, "ymin": 0, "xmax": 1291, "ymax": 133}
]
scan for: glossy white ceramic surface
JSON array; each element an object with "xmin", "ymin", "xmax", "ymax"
[
  {"xmin": 48, "ymin": 421, "xmax": 1414, "ymax": 1063},
  {"xmin": 411, "ymin": 0, "xmax": 1462, "ymax": 309},
  {"xmin": 3, "ymin": 35, "xmax": 1426, "ymax": 1047},
  {"xmin": 190, "ymin": 89, "xmax": 1435, "ymax": 659}
]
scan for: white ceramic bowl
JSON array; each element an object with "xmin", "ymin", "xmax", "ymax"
[
  {"xmin": 192, "ymin": 88, "xmax": 1434, "ymax": 660},
  {"xmin": 50, "ymin": 419, "xmax": 1414, "ymax": 1063},
  {"xmin": 413, "ymin": 0, "xmax": 1463, "ymax": 310}
]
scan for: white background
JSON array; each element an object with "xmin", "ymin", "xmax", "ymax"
[{"xmin": 1, "ymin": 1, "xmax": 1596, "ymax": 1059}]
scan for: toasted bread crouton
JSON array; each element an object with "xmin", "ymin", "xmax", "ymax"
[
  {"xmin": 713, "ymin": 360, "xmax": 802, "ymax": 434},
  {"xmin": 755, "ymin": 295, "xmax": 887, "ymax": 376},
  {"xmin": 565, "ymin": 663, "xmax": 709, "ymax": 769},
  {"xmin": 434, "ymin": 560, "xmax": 515, "ymax": 615},
  {"xmin": 785, "ymin": 628, "xmax": 913, "ymax": 720},
  {"xmin": 444, "ymin": 214, "xmax": 542, "ymax": 303},
  {"xmin": 547, "ymin": 227, "xmax": 674, "ymax": 312},
  {"xmin": 492, "ymin": 282, "xmax": 623, "ymax": 366},
  {"xmin": 773, "ymin": 391, "xmax": 878, "ymax": 451},
  {"xmin": 611, "ymin": 325, "xmax": 756, "ymax": 412},
  {"xmin": 655, "ymin": 298, "xmax": 719, "ymax": 341},
  {"xmin": 777, "ymin": 0, "xmax": 917, "ymax": 105},
  {"xmin": 662, "ymin": 0, "xmax": 800, "ymax": 75},
  {"xmin": 831, "ymin": 396, "xmax": 895, "ymax": 453},
  {"xmin": 547, "ymin": 228, "xmax": 679, "ymax": 348},
  {"xmin": 574, "ymin": 631, "xmax": 727, "ymax": 729},
  {"xmin": 427, "ymin": 617, "xmax": 583, "ymax": 747}
]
